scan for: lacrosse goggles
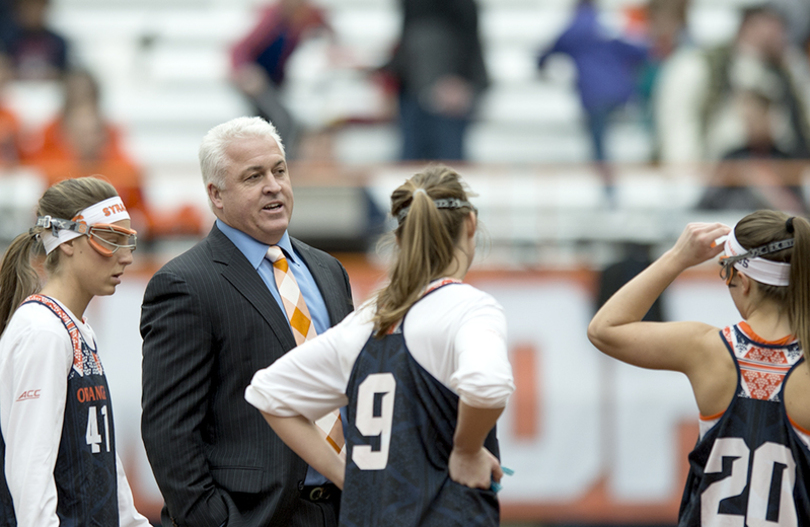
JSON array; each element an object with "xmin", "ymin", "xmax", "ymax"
[{"xmin": 37, "ymin": 196, "xmax": 137, "ymax": 257}]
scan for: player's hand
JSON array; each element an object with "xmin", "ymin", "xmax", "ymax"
[
  {"xmin": 669, "ymin": 222, "xmax": 730, "ymax": 269},
  {"xmin": 448, "ymin": 446, "xmax": 502, "ymax": 489}
]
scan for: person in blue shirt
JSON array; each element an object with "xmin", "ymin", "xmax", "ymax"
[
  {"xmin": 538, "ymin": 0, "xmax": 648, "ymax": 163},
  {"xmin": 140, "ymin": 116, "xmax": 354, "ymax": 527}
]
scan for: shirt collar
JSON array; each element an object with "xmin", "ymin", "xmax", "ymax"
[{"xmin": 216, "ymin": 219, "xmax": 295, "ymax": 269}]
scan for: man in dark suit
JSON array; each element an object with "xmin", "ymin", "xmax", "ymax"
[{"xmin": 140, "ymin": 116, "xmax": 353, "ymax": 527}]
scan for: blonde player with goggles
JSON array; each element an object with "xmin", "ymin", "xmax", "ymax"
[
  {"xmin": 0, "ymin": 177, "xmax": 149, "ymax": 527},
  {"xmin": 589, "ymin": 210, "xmax": 810, "ymax": 525}
]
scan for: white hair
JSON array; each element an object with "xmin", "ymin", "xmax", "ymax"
[{"xmin": 198, "ymin": 116, "xmax": 285, "ymax": 190}]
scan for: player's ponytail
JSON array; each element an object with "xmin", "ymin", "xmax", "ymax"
[
  {"xmin": 786, "ymin": 216, "xmax": 810, "ymax": 362},
  {"xmin": 0, "ymin": 232, "xmax": 41, "ymax": 336},
  {"xmin": 373, "ymin": 166, "xmax": 476, "ymax": 338},
  {"xmin": 0, "ymin": 177, "xmax": 118, "ymax": 335}
]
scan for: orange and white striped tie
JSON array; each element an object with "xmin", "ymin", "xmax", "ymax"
[{"xmin": 266, "ymin": 246, "xmax": 344, "ymax": 455}]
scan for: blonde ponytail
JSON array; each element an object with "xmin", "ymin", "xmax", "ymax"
[
  {"xmin": 373, "ymin": 166, "xmax": 476, "ymax": 337},
  {"xmin": 0, "ymin": 232, "xmax": 41, "ymax": 335},
  {"xmin": 786, "ymin": 216, "xmax": 810, "ymax": 361}
]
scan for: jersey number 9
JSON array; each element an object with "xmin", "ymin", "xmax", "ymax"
[{"xmin": 352, "ymin": 373, "xmax": 396, "ymax": 470}]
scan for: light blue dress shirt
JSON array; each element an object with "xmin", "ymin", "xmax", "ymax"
[
  {"xmin": 216, "ymin": 220, "xmax": 330, "ymax": 335},
  {"xmin": 216, "ymin": 219, "xmax": 333, "ymax": 485}
]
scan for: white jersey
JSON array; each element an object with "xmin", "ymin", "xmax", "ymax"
[
  {"xmin": 246, "ymin": 279, "xmax": 514, "ymax": 422},
  {"xmin": 0, "ymin": 298, "xmax": 150, "ymax": 527}
]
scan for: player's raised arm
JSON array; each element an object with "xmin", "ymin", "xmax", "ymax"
[{"xmin": 588, "ymin": 222, "xmax": 730, "ymax": 373}]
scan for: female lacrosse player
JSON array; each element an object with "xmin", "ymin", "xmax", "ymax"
[
  {"xmin": 0, "ymin": 176, "xmax": 149, "ymax": 527},
  {"xmin": 589, "ymin": 210, "xmax": 810, "ymax": 525}
]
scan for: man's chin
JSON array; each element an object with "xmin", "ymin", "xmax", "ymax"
[{"xmin": 257, "ymin": 222, "xmax": 289, "ymax": 245}]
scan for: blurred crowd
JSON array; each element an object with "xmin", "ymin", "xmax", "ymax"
[
  {"xmin": 538, "ymin": 0, "xmax": 810, "ymax": 211},
  {"xmin": 0, "ymin": 0, "xmax": 203, "ymax": 242},
  {"xmin": 226, "ymin": 0, "xmax": 810, "ymax": 172},
  {"xmin": 1, "ymin": 0, "xmax": 810, "ymax": 243}
]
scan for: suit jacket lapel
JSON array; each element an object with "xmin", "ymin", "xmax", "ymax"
[
  {"xmin": 208, "ymin": 224, "xmax": 296, "ymax": 350},
  {"xmin": 292, "ymin": 238, "xmax": 345, "ymax": 326}
]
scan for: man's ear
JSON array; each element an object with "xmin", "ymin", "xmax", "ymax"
[{"xmin": 207, "ymin": 183, "xmax": 223, "ymax": 211}]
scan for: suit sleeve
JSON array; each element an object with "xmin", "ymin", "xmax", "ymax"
[{"xmin": 140, "ymin": 270, "xmax": 227, "ymax": 527}]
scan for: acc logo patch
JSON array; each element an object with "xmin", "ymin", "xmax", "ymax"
[{"xmin": 16, "ymin": 389, "xmax": 41, "ymax": 401}]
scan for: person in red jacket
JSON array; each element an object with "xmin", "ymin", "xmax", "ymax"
[
  {"xmin": 231, "ymin": 0, "xmax": 330, "ymax": 158},
  {"xmin": 24, "ymin": 69, "xmax": 203, "ymax": 240}
]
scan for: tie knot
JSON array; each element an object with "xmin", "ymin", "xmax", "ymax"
[{"xmin": 266, "ymin": 245, "xmax": 286, "ymax": 264}]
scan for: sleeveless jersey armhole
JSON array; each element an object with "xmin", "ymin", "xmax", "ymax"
[
  {"xmin": 696, "ymin": 326, "xmax": 743, "ymax": 438},
  {"xmin": 783, "ymin": 357, "xmax": 810, "ymax": 450},
  {"xmin": 788, "ymin": 415, "xmax": 810, "ymax": 450}
]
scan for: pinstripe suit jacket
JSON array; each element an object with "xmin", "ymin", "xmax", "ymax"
[{"xmin": 140, "ymin": 223, "xmax": 354, "ymax": 527}]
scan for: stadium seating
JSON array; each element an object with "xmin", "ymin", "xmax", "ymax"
[{"xmin": 0, "ymin": 0, "xmax": 790, "ymax": 259}]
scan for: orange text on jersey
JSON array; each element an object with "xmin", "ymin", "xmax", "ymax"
[{"xmin": 76, "ymin": 386, "xmax": 107, "ymax": 403}]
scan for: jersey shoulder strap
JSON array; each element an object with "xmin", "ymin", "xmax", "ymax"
[
  {"xmin": 396, "ymin": 278, "xmax": 463, "ymax": 334},
  {"xmin": 21, "ymin": 294, "xmax": 85, "ymax": 373}
]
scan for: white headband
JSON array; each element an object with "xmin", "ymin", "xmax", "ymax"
[
  {"xmin": 41, "ymin": 197, "xmax": 130, "ymax": 254},
  {"xmin": 722, "ymin": 228, "xmax": 791, "ymax": 286}
]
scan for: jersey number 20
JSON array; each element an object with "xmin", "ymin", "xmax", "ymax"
[
  {"xmin": 352, "ymin": 373, "xmax": 396, "ymax": 470},
  {"xmin": 701, "ymin": 437, "xmax": 797, "ymax": 526}
]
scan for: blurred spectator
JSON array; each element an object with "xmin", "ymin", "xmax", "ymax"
[
  {"xmin": 697, "ymin": 89, "xmax": 807, "ymax": 213},
  {"xmin": 635, "ymin": 0, "xmax": 690, "ymax": 71},
  {"xmin": 632, "ymin": 0, "xmax": 691, "ymax": 158},
  {"xmin": 0, "ymin": 52, "xmax": 22, "ymax": 167},
  {"xmin": 383, "ymin": 0, "xmax": 488, "ymax": 161},
  {"xmin": 23, "ymin": 69, "xmax": 203, "ymax": 240},
  {"xmin": 725, "ymin": 90, "xmax": 792, "ymax": 159},
  {"xmin": 696, "ymin": 159, "xmax": 807, "ymax": 213},
  {"xmin": 23, "ymin": 70, "xmax": 150, "ymax": 232},
  {"xmin": 538, "ymin": 0, "xmax": 647, "ymax": 164},
  {"xmin": 770, "ymin": 0, "xmax": 810, "ymax": 49},
  {"xmin": 1, "ymin": 0, "xmax": 69, "ymax": 80},
  {"xmin": 537, "ymin": 0, "xmax": 647, "ymax": 201},
  {"xmin": 655, "ymin": 5, "xmax": 810, "ymax": 163},
  {"xmin": 0, "ymin": 0, "xmax": 14, "ymax": 48},
  {"xmin": 231, "ymin": 0, "xmax": 330, "ymax": 158}
]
